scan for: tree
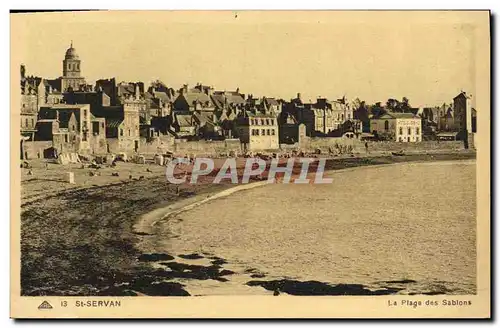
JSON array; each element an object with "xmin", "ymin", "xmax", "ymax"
[
  {"xmin": 370, "ymin": 102, "xmax": 386, "ymax": 118},
  {"xmin": 386, "ymin": 98, "xmax": 400, "ymax": 111},
  {"xmin": 400, "ymin": 97, "xmax": 411, "ymax": 112}
]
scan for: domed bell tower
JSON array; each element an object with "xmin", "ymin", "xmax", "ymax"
[{"xmin": 61, "ymin": 41, "xmax": 86, "ymax": 92}]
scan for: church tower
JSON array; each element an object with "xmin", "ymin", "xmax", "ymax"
[{"xmin": 61, "ymin": 41, "xmax": 86, "ymax": 92}]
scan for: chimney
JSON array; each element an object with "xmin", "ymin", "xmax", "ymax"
[
  {"xmin": 135, "ymin": 84, "xmax": 140, "ymax": 99},
  {"xmin": 297, "ymin": 92, "xmax": 301, "ymax": 100},
  {"xmin": 236, "ymin": 87, "xmax": 240, "ymax": 94},
  {"xmin": 183, "ymin": 84, "xmax": 188, "ymax": 93}
]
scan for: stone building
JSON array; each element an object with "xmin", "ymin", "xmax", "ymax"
[
  {"xmin": 95, "ymin": 78, "xmax": 118, "ymax": 105},
  {"xmin": 453, "ymin": 91, "xmax": 473, "ymax": 135},
  {"xmin": 35, "ymin": 104, "xmax": 92, "ymax": 152},
  {"xmin": 20, "ymin": 66, "xmax": 38, "ymax": 140},
  {"xmin": 370, "ymin": 112, "xmax": 422, "ymax": 142},
  {"xmin": 173, "ymin": 84, "xmax": 216, "ymax": 113},
  {"xmin": 278, "ymin": 112, "xmax": 300, "ymax": 144},
  {"xmin": 146, "ymin": 89, "xmax": 174, "ymax": 118},
  {"xmin": 235, "ymin": 113, "xmax": 279, "ymax": 151},
  {"xmin": 64, "ymin": 90, "xmax": 111, "ymax": 113},
  {"xmin": 285, "ymin": 95, "xmax": 353, "ymax": 137},
  {"xmin": 262, "ymin": 97, "xmax": 282, "ymax": 117}
]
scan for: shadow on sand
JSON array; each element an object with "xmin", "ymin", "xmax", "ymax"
[{"xmin": 246, "ymin": 279, "xmax": 404, "ymax": 296}]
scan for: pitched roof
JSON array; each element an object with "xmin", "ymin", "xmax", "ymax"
[
  {"xmin": 224, "ymin": 92, "xmax": 245, "ymax": 105},
  {"xmin": 211, "ymin": 94, "xmax": 225, "ymax": 109},
  {"xmin": 118, "ymin": 83, "xmax": 135, "ymax": 95},
  {"xmin": 44, "ymin": 79, "xmax": 62, "ymax": 93},
  {"xmin": 193, "ymin": 111, "xmax": 216, "ymax": 126},
  {"xmin": 178, "ymin": 90, "xmax": 213, "ymax": 107},
  {"xmin": 265, "ymin": 97, "xmax": 279, "ymax": 106},
  {"xmin": 153, "ymin": 91, "xmax": 172, "ymax": 103},
  {"xmin": 106, "ymin": 118, "xmax": 124, "ymax": 128},
  {"xmin": 188, "ymin": 91, "xmax": 211, "ymax": 104},
  {"xmin": 175, "ymin": 114, "xmax": 194, "ymax": 127},
  {"xmin": 57, "ymin": 111, "xmax": 78, "ymax": 128}
]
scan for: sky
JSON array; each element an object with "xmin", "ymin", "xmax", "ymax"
[{"xmin": 11, "ymin": 11, "xmax": 486, "ymax": 107}]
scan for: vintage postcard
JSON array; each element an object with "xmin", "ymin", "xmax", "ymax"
[{"xmin": 10, "ymin": 10, "xmax": 490, "ymax": 318}]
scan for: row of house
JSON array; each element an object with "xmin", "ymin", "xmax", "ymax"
[
  {"xmin": 354, "ymin": 92, "xmax": 477, "ymax": 143},
  {"xmin": 21, "ymin": 43, "xmax": 476, "ymax": 157},
  {"xmin": 20, "ymin": 43, "xmax": 363, "ymax": 155}
]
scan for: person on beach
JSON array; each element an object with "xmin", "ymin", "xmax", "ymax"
[{"xmin": 365, "ymin": 141, "xmax": 369, "ymax": 154}]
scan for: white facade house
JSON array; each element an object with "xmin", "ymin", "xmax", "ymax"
[
  {"xmin": 370, "ymin": 112, "xmax": 422, "ymax": 142},
  {"xmin": 235, "ymin": 114, "xmax": 279, "ymax": 151}
]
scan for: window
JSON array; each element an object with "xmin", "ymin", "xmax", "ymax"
[
  {"xmin": 255, "ymin": 129, "xmax": 259, "ymax": 136},
  {"xmin": 271, "ymin": 119, "xmax": 274, "ymax": 125},
  {"xmin": 266, "ymin": 119, "xmax": 270, "ymax": 125},
  {"xmin": 31, "ymin": 118, "xmax": 34, "ymax": 127},
  {"xmin": 416, "ymin": 127, "xmax": 420, "ymax": 135},
  {"xmin": 128, "ymin": 129, "xmax": 131, "ymax": 137},
  {"xmin": 83, "ymin": 109, "xmax": 87, "ymax": 118},
  {"xmin": 384, "ymin": 120, "xmax": 389, "ymax": 131},
  {"xmin": 102, "ymin": 122, "xmax": 104, "ymax": 128},
  {"xmin": 341, "ymin": 114, "xmax": 344, "ymax": 121},
  {"xmin": 399, "ymin": 137, "xmax": 402, "ymax": 142},
  {"xmin": 399, "ymin": 127, "xmax": 403, "ymax": 135},
  {"xmin": 261, "ymin": 129, "xmax": 265, "ymax": 135},
  {"xmin": 408, "ymin": 127, "xmax": 411, "ymax": 135},
  {"xmin": 65, "ymin": 135, "xmax": 68, "ymax": 143},
  {"xmin": 25, "ymin": 118, "xmax": 28, "ymax": 127},
  {"xmin": 82, "ymin": 132, "xmax": 87, "ymax": 141},
  {"xmin": 267, "ymin": 129, "xmax": 270, "ymax": 135},
  {"xmin": 120, "ymin": 128, "xmax": 124, "ymax": 137},
  {"xmin": 271, "ymin": 129, "xmax": 275, "ymax": 136}
]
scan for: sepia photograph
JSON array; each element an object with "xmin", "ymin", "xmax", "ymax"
[{"xmin": 10, "ymin": 10, "xmax": 490, "ymax": 318}]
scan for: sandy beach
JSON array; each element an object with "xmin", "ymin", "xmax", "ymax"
[{"xmin": 20, "ymin": 151, "xmax": 476, "ymax": 296}]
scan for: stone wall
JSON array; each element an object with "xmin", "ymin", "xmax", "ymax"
[
  {"xmin": 21, "ymin": 136, "xmax": 467, "ymax": 160},
  {"xmin": 365, "ymin": 140, "xmax": 465, "ymax": 153},
  {"xmin": 89, "ymin": 135, "xmax": 107, "ymax": 155},
  {"xmin": 279, "ymin": 143, "xmax": 300, "ymax": 150},
  {"xmin": 285, "ymin": 136, "xmax": 465, "ymax": 154},
  {"xmin": 22, "ymin": 141, "xmax": 53, "ymax": 160},
  {"xmin": 139, "ymin": 136, "xmax": 175, "ymax": 154},
  {"xmin": 173, "ymin": 139, "xmax": 242, "ymax": 156},
  {"xmin": 298, "ymin": 136, "xmax": 363, "ymax": 152}
]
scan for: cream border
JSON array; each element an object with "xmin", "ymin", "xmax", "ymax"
[{"xmin": 10, "ymin": 10, "xmax": 490, "ymax": 319}]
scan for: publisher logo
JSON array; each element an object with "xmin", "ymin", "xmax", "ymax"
[{"xmin": 38, "ymin": 301, "xmax": 53, "ymax": 310}]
